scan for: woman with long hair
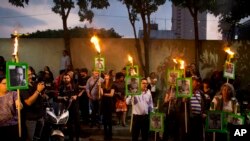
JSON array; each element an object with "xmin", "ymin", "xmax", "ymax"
[{"xmin": 100, "ymin": 73, "xmax": 115, "ymax": 140}]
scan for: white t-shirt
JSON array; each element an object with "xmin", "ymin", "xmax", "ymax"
[{"xmin": 60, "ymin": 55, "xmax": 70, "ymax": 70}]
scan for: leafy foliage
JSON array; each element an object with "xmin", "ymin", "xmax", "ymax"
[
  {"xmin": 9, "ymin": 0, "xmax": 29, "ymax": 7},
  {"xmin": 119, "ymin": 0, "xmax": 166, "ymax": 76},
  {"xmin": 208, "ymin": 0, "xmax": 250, "ymax": 40},
  {"xmin": 170, "ymin": 0, "xmax": 215, "ymax": 68}
]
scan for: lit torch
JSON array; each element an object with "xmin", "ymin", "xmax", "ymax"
[
  {"xmin": 128, "ymin": 55, "xmax": 133, "ymax": 66},
  {"xmin": 90, "ymin": 35, "xmax": 102, "ymax": 99},
  {"xmin": 224, "ymin": 48, "xmax": 234, "ymax": 61},
  {"xmin": 90, "ymin": 35, "xmax": 101, "ymax": 54},
  {"xmin": 13, "ymin": 31, "xmax": 19, "ymax": 62},
  {"xmin": 179, "ymin": 59, "xmax": 187, "ymax": 133},
  {"xmin": 179, "ymin": 60, "xmax": 185, "ymax": 78},
  {"xmin": 173, "ymin": 58, "xmax": 178, "ymax": 70}
]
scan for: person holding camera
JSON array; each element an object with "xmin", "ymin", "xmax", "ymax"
[{"xmin": 20, "ymin": 66, "xmax": 46, "ymax": 141}]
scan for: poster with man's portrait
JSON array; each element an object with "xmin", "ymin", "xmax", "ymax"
[
  {"xmin": 150, "ymin": 112, "xmax": 164, "ymax": 132},
  {"xmin": 176, "ymin": 78, "xmax": 193, "ymax": 98},
  {"xmin": 226, "ymin": 113, "xmax": 245, "ymax": 125},
  {"xmin": 6, "ymin": 61, "xmax": 28, "ymax": 90},
  {"xmin": 167, "ymin": 69, "xmax": 180, "ymax": 85},
  {"xmin": 206, "ymin": 111, "xmax": 227, "ymax": 133},
  {"xmin": 94, "ymin": 57, "xmax": 105, "ymax": 71},
  {"xmin": 126, "ymin": 65, "xmax": 139, "ymax": 76},
  {"xmin": 223, "ymin": 61, "xmax": 235, "ymax": 79},
  {"xmin": 125, "ymin": 76, "xmax": 141, "ymax": 96}
]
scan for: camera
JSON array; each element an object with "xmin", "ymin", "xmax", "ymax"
[{"xmin": 31, "ymin": 74, "xmax": 37, "ymax": 81}]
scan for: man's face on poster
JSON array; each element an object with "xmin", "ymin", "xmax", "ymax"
[{"xmin": 16, "ymin": 67, "xmax": 24, "ymax": 84}]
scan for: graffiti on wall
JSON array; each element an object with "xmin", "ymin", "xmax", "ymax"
[{"xmin": 199, "ymin": 49, "xmax": 219, "ymax": 79}]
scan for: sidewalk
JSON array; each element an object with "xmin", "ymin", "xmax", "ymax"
[{"xmin": 79, "ymin": 124, "xmax": 131, "ymax": 141}]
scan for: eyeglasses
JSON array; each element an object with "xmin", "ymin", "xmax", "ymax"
[{"xmin": 142, "ymin": 82, "xmax": 148, "ymax": 84}]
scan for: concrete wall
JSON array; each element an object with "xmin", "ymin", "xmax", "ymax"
[
  {"xmin": 0, "ymin": 38, "xmax": 226, "ymax": 78},
  {"xmin": 0, "ymin": 38, "xmax": 64, "ymax": 77}
]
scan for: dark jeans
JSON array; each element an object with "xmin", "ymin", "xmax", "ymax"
[
  {"xmin": 163, "ymin": 112, "xmax": 181, "ymax": 141},
  {"xmin": 79, "ymin": 93, "xmax": 89, "ymax": 124},
  {"xmin": 68, "ymin": 101, "xmax": 81, "ymax": 141},
  {"xmin": 89, "ymin": 99, "xmax": 101, "ymax": 126},
  {"xmin": 132, "ymin": 115, "xmax": 149, "ymax": 141},
  {"xmin": 189, "ymin": 115, "xmax": 204, "ymax": 141},
  {"xmin": 103, "ymin": 113, "xmax": 113, "ymax": 139},
  {"xmin": 25, "ymin": 117, "xmax": 44, "ymax": 141},
  {"xmin": 0, "ymin": 124, "xmax": 19, "ymax": 140}
]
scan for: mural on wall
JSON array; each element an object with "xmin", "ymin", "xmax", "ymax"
[
  {"xmin": 234, "ymin": 41, "xmax": 250, "ymax": 88},
  {"xmin": 199, "ymin": 49, "xmax": 219, "ymax": 79}
]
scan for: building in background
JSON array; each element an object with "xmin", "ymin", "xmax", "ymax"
[
  {"xmin": 138, "ymin": 23, "xmax": 175, "ymax": 39},
  {"xmin": 171, "ymin": 5, "xmax": 207, "ymax": 40},
  {"xmin": 139, "ymin": 4, "xmax": 208, "ymax": 40}
]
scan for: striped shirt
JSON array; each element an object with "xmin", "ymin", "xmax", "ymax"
[{"xmin": 190, "ymin": 90, "xmax": 202, "ymax": 115}]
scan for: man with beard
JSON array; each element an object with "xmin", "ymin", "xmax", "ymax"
[
  {"xmin": 57, "ymin": 73, "xmax": 81, "ymax": 141},
  {"xmin": 77, "ymin": 68, "xmax": 90, "ymax": 124}
]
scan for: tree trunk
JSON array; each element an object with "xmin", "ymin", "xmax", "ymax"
[
  {"xmin": 62, "ymin": 16, "xmax": 73, "ymax": 70},
  {"xmin": 60, "ymin": 0, "xmax": 73, "ymax": 70},
  {"xmin": 125, "ymin": 4, "xmax": 146, "ymax": 75},
  {"xmin": 193, "ymin": 9, "xmax": 200, "ymax": 69},
  {"xmin": 141, "ymin": 13, "xmax": 150, "ymax": 77}
]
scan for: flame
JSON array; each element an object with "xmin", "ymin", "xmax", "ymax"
[
  {"xmin": 173, "ymin": 59, "xmax": 178, "ymax": 64},
  {"xmin": 225, "ymin": 48, "xmax": 234, "ymax": 56},
  {"xmin": 179, "ymin": 60, "xmax": 185, "ymax": 69},
  {"xmin": 128, "ymin": 55, "xmax": 133, "ymax": 63},
  {"xmin": 13, "ymin": 31, "xmax": 18, "ymax": 55},
  {"xmin": 90, "ymin": 35, "xmax": 101, "ymax": 53},
  {"xmin": 128, "ymin": 55, "xmax": 133, "ymax": 66}
]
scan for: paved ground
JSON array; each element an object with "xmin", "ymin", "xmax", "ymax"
[{"xmin": 79, "ymin": 124, "xmax": 131, "ymax": 141}]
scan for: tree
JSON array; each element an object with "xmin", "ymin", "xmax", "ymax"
[
  {"xmin": 9, "ymin": 0, "xmax": 29, "ymax": 7},
  {"xmin": 170, "ymin": 0, "xmax": 214, "ymax": 68},
  {"xmin": 208, "ymin": 0, "xmax": 250, "ymax": 41},
  {"xmin": 52, "ymin": 0, "xmax": 110, "ymax": 69},
  {"xmin": 9, "ymin": 0, "xmax": 110, "ymax": 69},
  {"xmin": 119, "ymin": 0, "xmax": 166, "ymax": 76}
]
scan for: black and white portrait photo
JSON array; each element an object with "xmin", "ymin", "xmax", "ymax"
[{"xmin": 6, "ymin": 62, "xmax": 28, "ymax": 90}]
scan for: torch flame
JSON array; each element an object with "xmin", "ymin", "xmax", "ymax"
[
  {"xmin": 128, "ymin": 55, "xmax": 133, "ymax": 66},
  {"xmin": 179, "ymin": 60, "xmax": 185, "ymax": 69},
  {"xmin": 225, "ymin": 48, "xmax": 234, "ymax": 56},
  {"xmin": 90, "ymin": 35, "xmax": 101, "ymax": 53},
  {"xmin": 173, "ymin": 59, "xmax": 178, "ymax": 64},
  {"xmin": 128, "ymin": 55, "xmax": 133, "ymax": 63},
  {"xmin": 13, "ymin": 31, "xmax": 18, "ymax": 56}
]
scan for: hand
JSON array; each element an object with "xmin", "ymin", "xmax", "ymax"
[
  {"xmin": 37, "ymin": 82, "xmax": 45, "ymax": 92},
  {"xmin": 41, "ymin": 94, "xmax": 49, "ymax": 99},
  {"xmin": 63, "ymin": 96, "xmax": 68, "ymax": 101},
  {"xmin": 202, "ymin": 114, "xmax": 207, "ymax": 118},
  {"xmin": 15, "ymin": 99, "xmax": 23, "ymax": 109},
  {"xmin": 71, "ymin": 95, "xmax": 77, "ymax": 100},
  {"xmin": 182, "ymin": 98, "xmax": 187, "ymax": 102}
]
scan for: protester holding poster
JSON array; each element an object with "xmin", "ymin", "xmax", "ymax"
[
  {"xmin": 210, "ymin": 83, "xmax": 239, "ymax": 141},
  {"xmin": 0, "ymin": 76, "xmax": 23, "ymax": 140}
]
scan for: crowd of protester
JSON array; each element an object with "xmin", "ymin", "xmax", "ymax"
[{"xmin": 1, "ymin": 53, "xmax": 250, "ymax": 141}]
